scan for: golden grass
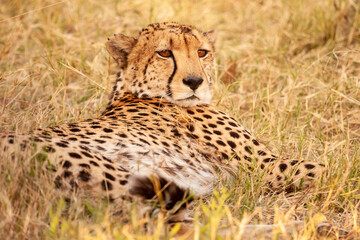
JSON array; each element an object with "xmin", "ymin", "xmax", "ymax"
[{"xmin": 0, "ymin": 0, "xmax": 359, "ymax": 239}]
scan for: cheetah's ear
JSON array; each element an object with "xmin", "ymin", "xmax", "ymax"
[
  {"xmin": 106, "ymin": 34, "xmax": 137, "ymax": 68},
  {"xmin": 204, "ymin": 30, "xmax": 216, "ymax": 46}
]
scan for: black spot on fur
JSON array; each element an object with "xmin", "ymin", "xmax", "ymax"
[
  {"xmin": 216, "ymin": 121, "xmax": 225, "ymax": 125},
  {"xmin": 279, "ymin": 163, "xmax": 288, "ymax": 172},
  {"xmin": 228, "ymin": 122, "xmax": 237, "ymax": 127},
  {"xmin": 139, "ymin": 138, "xmax": 150, "ymax": 145},
  {"xmin": 263, "ymin": 158, "xmax": 276, "ymax": 163},
  {"xmin": 90, "ymin": 161, "xmax": 99, "ymax": 166},
  {"xmin": 227, "ymin": 140, "xmax": 236, "ymax": 148},
  {"xmin": 221, "ymin": 152, "xmax": 229, "ymax": 159},
  {"xmin": 79, "ymin": 163, "xmax": 90, "ymax": 169},
  {"xmin": 119, "ymin": 180, "xmax": 128, "ymax": 185},
  {"xmin": 81, "ymin": 151, "xmax": 93, "ymax": 158},
  {"xmin": 244, "ymin": 146, "xmax": 253, "ymax": 154},
  {"xmin": 52, "ymin": 129, "xmax": 63, "ymax": 134},
  {"xmin": 305, "ymin": 164, "xmax": 315, "ymax": 169},
  {"xmin": 258, "ymin": 150, "xmax": 266, "ymax": 156},
  {"xmin": 78, "ymin": 170, "xmax": 91, "ymax": 182},
  {"xmin": 101, "ymin": 180, "xmax": 113, "ymax": 191},
  {"xmin": 104, "ymin": 164, "xmax": 115, "ymax": 170},
  {"xmin": 104, "ymin": 111, "xmax": 115, "ymax": 117},
  {"xmin": 244, "ymin": 156, "xmax": 252, "ymax": 162},
  {"xmin": 70, "ymin": 128, "xmax": 81, "ymax": 132},
  {"xmin": 307, "ymin": 172, "xmax": 315, "ymax": 178},
  {"xmin": 56, "ymin": 142, "xmax": 68, "ymax": 148},
  {"xmin": 103, "ymin": 128, "xmax": 113, "ymax": 133},
  {"xmin": 69, "ymin": 152, "xmax": 82, "ymax": 159},
  {"xmin": 105, "ymin": 172, "xmax": 115, "ymax": 181},
  {"xmin": 230, "ymin": 131, "xmax": 239, "ymax": 138},
  {"xmin": 62, "ymin": 161, "xmax": 72, "ymax": 169},
  {"xmin": 54, "ymin": 176, "xmax": 62, "ymax": 188},
  {"xmin": 63, "ymin": 171, "xmax": 72, "ymax": 178},
  {"xmin": 187, "ymin": 125, "xmax": 195, "ymax": 132},
  {"xmin": 203, "ymin": 129, "xmax": 212, "ymax": 134},
  {"xmin": 214, "ymin": 130, "xmax": 222, "ymax": 135},
  {"xmin": 290, "ymin": 160, "xmax": 298, "ymax": 166}
]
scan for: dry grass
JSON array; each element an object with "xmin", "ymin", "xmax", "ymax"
[{"xmin": 0, "ymin": 0, "xmax": 360, "ymax": 239}]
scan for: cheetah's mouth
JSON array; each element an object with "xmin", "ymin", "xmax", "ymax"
[
  {"xmin": 182, "ymin": 95, "xmax": 199, "ymax": 101},
  {"xmin": 171, "ymin": 93, "xmax": 210, "ymax": 107}
]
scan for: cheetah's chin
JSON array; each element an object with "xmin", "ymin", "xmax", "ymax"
[{"xmin": 171, "ymin": 97, "xmax": 211, "ymax": 107}]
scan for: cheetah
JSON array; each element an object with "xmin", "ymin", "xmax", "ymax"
[{"xmin": 0, "ymin": 22, "xmax": 325, "ymax": 222}]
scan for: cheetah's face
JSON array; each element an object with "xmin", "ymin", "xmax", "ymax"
[{"xmin": 106, "ymin": 23, "xmax": 216, "ymax": 107}]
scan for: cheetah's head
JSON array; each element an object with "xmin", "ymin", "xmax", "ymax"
[{"xmin": 106, "ymin": 22, "xmax": 216, "ymax": 107}]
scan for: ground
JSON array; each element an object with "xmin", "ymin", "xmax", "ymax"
[{"xmin": 0, "ymin": 0, "xmax": 359, "ymax": 239}]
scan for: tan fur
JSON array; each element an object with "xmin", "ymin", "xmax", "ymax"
[
  {"xmin": 106, "ymin": 22, "xmax": 215, "ymax": 107},
  {"xmin": 0, "ymin": 22, "xmax": 325, "ymax": 223}
]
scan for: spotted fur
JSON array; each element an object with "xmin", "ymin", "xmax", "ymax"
[{"xmin": 0, "ymin": 22, "xmax": 325, "ymax": 220}]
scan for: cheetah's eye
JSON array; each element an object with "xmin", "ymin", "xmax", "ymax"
[
  {"xmin": 157, "ymin": 50, "xmax": 172, "ymax": 58},
  {"xmin": 198, "ymin": 49, "xmax": 208, "ymax": 58}
]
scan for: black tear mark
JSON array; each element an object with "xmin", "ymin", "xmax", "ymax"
[{"xmin": 166, "ymin": 53, "xmax": 177, "ymax": 97}]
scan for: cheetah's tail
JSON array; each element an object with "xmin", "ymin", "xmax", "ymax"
[{"xmin": 127, "ymin": 175, "xmax": 193, "ymax": 211}]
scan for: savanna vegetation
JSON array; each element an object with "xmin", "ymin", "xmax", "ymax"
[{"xmin": 0, "ymin": 0, "xmax": 359, "ymax": 239}]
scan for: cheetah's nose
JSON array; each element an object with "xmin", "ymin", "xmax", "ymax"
[{"xmin": 182, "ymin": 77, "xmax": 204, "ymax": 91}]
